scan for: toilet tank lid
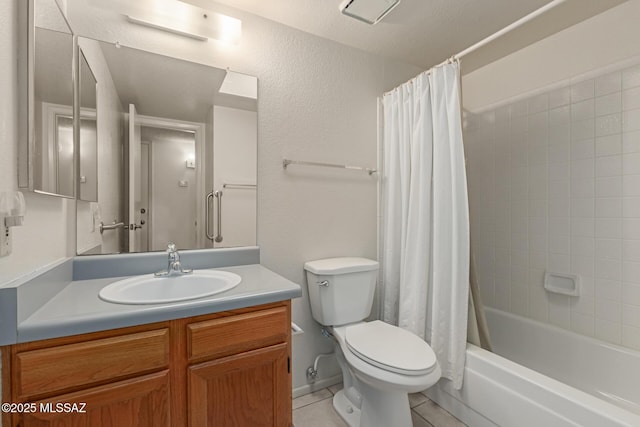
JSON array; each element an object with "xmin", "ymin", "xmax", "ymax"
[{"xmin": 304, "ymin": 257, "xmax": 379, "ymax": 275}]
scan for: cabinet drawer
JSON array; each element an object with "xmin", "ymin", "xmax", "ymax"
[
  {"xmin": 187, "ymin": 306, "xmax": 288, "ymax": 362},
  {"xmin": 15, "ymin": 329, "xmax": 169, "ymax": 399}
]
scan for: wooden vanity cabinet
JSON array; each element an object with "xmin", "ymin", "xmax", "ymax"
[
  {"xmin": 2, "ymin": 301, "xmax": 292, "ymax": 427},
  {"xmin": 186, "ymin": 305, "xmax": 291, "ymax": 427}
]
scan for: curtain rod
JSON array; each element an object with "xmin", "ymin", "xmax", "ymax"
[
  {"xmin": 453, "ymin": 0, "xmax": 568, "ymax": 61},
  {"xmin": 383, "ymin": 0, "xmax": 568, "ymax": 96}
]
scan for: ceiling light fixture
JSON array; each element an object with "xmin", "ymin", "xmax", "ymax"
[
  {"xmin": 87, "ymin": 0, "xmax": 242, "ymax": 44},
  {"xmin": 126, "ymin": 15, "xmax": 208, "ymax": 41}
]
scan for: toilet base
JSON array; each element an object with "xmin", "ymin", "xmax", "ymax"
[
  {"xmin": 333, "ymin": 389, "xmax": 361, "ymax": 427},
  {"xmin": 333, "ymin": 384, "xmax": 412, "ymax": 427}
]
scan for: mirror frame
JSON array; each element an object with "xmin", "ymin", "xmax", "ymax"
[{"xmin": 18, "ymin": 0, "xmax": 77, "ymax": 199}]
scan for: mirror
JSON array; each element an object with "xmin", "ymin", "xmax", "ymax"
[
  {"xmin": 19, "ymin": 0, "xmax": 75, "ymax": 198},
  {"xmin": 79, "ymin": 50, "xmax": 98, "ymax": 202},
  {"xmin": 75, "ymin": 37, "xmax": 257, "ymax": 255}
]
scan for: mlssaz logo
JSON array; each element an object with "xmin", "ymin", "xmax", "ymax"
[{"xmin": 39, "ymin": 402, "xmax": 87, "ymax": 413}]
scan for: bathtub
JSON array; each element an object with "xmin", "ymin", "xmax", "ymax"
[{"xmin": 424, "ymin": 307, "xmax": 640, "ymax": 427}]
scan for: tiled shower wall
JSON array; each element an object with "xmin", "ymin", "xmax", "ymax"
[{"xmin": 464, "ymin": 61, "xmax": 640, "ymax": 350}]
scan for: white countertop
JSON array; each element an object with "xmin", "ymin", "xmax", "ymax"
[{"xmin": 17, "ymin": 264, "xmax": 301, "ymax": 343}]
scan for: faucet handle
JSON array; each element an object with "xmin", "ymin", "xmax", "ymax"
[{"xmin": 167, "ymin": 242, "xmax": 176, "ymax": 252}]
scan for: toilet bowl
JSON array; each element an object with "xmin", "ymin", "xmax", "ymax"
[{"xmin": 304, "ymin": 257, "xmax": 442, "ymax": 427}]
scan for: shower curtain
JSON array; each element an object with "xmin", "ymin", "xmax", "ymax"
[{"xmin": 381, "ymin": 61, "xmax": 470, "ymax": 389}]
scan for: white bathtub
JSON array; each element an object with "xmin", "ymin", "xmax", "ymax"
[{"xmin": 425, "ymin": 308, "xmax": 640, "ymax": 427}]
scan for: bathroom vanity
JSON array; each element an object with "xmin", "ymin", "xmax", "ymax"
[
  {"xmin": 0, "ymin": 248, "xmax": 301, "ymax": 427},
  {"xmin": 3, "ymin": 301, "xmax": 291, "ymax": 426}
]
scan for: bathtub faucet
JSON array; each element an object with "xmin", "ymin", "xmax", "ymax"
[{"xmin": 155, "ymin": 242, "xmax": 193, "ymax": 277}]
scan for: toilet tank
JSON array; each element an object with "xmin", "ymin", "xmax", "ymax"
[{"xmin": 304, "ymin": 257, "xmax": 379, "ymax": 326}]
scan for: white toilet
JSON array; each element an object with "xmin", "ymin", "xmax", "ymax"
[{"xmin": 304, "ymin": 257, "xmax": 441, "ymax": 427}]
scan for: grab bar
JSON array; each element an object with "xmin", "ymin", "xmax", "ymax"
[
  {"xmin": 99, "ymin": 221, "xmax": 125, "ymax": 234},
  {"xmin": 205, "ymin": 190, "xmax": 224, "ymax": 243},
  {"xmin": 223, "ymin": 183, "xmax": 256, "ymax": 189},
  {"xmin": 282, "ymin": 158, "xmax": 377, "ymax": 175},
  {"xmin": 214, "ymin": 190, "xmax": 223, "ymax": 243},
  {"xmin": 205, "ymin": 191, "xmax": 214, "ymax": 241}
]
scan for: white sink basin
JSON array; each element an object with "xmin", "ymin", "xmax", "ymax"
[{"xmin": 99, "ymin": 270, "xmax": 242, "ymax": 305}]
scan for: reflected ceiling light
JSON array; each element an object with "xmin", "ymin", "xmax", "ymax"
[
  {"xmin": 125, "ymin": 15, "xmax": 207, "ymax": 41},
  {"xmin": 219, "ymin": 70, "xmax": 257, "ymax": 99},
  {"xmin": 87, "ymin": 0, "xmax": 242, "ymax": 44},
  {"xmin": 339, "ymin": 0, "xmax": 401, "ymax": 25}
]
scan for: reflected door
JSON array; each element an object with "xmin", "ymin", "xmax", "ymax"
[
  {"xmin": 139, "ymin": 142, "xmax": 150, "ymax": 252},
  {"xmin": 128, "ymin": 104, "xmax": 144, "ymax": 252}
]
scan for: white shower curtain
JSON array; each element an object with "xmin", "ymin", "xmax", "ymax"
[{"xmin": 381, "ymin": 61, "xmax": 470, "ymax": 389}]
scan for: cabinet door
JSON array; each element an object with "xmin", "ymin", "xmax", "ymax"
[
  {"xmin": 189, "ymin": 343, "xmax": 291, "ymax": 427},
  {"xmin": 18, "ymin": 371, "xmax": 170, "ymax": 427}
]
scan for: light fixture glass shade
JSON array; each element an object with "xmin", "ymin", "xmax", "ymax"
[{"xmin": 87, "ymin": 0, "xmax": 241, "ymax": 43}]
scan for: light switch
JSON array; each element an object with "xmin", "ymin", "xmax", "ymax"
[{"xmin": 178, "ymin": 180, "xmax": 189, "ymax": 187}]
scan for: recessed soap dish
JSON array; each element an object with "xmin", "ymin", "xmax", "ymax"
[{"xmin": 544, "ymin": 272, "xmax": 579, "ymax": 296}]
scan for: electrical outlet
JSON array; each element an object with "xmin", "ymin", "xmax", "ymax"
[{"xmin": 0, "ymin": 225, "xmax": 11, "ymax": 257}]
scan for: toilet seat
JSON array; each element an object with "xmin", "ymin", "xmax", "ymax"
[
  {"xmin": 344, "ymin": 320, "xmax": 437, "ymax": 376},
  {"xmin": 331, "ymin": 322, "xmax": 442, "ymax": 394}
]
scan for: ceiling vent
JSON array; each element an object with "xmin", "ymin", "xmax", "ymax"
[{"xmin": 339, "ymin": 0, "xmax": 401, "ymax": 25}]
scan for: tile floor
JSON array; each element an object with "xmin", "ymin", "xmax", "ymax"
[{"xmin": 293, "ymin": 384, "xmax": 467, "ymax": 427}]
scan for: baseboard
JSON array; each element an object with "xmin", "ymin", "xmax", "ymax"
[{"xmin": 293, "ymin": 374, "xmax": 343, "ymax": 399}]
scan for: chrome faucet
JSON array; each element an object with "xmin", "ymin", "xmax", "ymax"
[{"xmin": 155, "ymin": 242, "xmax": 193, "ymax": 277}]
